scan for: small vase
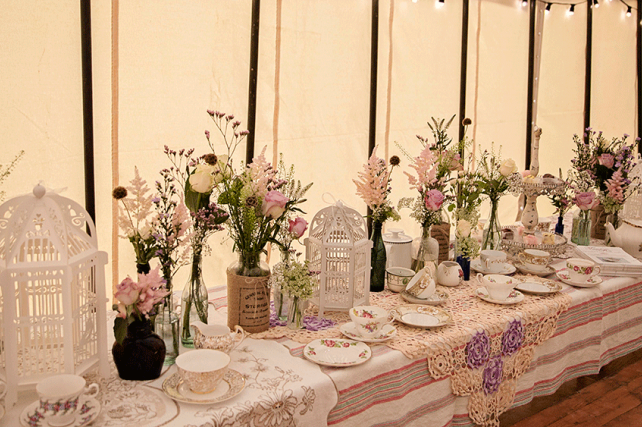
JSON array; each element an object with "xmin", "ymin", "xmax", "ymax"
[
  {"xmin": 590, "ymin": 203, "xmax": 607, "ymax": 240},
  {"xmin": 227, "ymin": 252, "xmax": 271, "ymax": 333},
  {"xmin": 181, "ymin": 247, "xmax": 208, "ymax": 347},
  {"xmin": 575, "ymin": 209, "xmax": 591, "ymax": 246},
  {"xmin": 136, "ymin": 262, "xmax": 151, "ymax": 275},
  {"xmin": 112, "ymin": 319, "xmax": 165, "ymax": 380},
  {"xmin": 456, "ymin": 255, "xmax": 471, "ymax": 281},
  {"xmin": 287, "ymin": 295, "xmax": 305, "ymax": 330},
  {"xmin": 482, "ymin": 198, "xmax": 502, "ymax": 250},
  {"xmin": 370, "ymin": 221, "xmax": 387, "ymax": 292},
  {"xmin": 155, "ymin": 303, "xmax": 180, "ymax": 365},
  {"xmin": 431, "ymin": 218, "xmax": 451, "ymax": 265},
  {"xmin": 412, "ymin": 225, "xmax": 439, "ymax": 274},
  {"xmin": 554, "ymin": 215, "xmax": 564, "ymax": 235}
]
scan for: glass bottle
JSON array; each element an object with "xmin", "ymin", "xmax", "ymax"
[
  {"xmin": 412, "ymin": 225, "xmax": 439, "ymax": 274},
  {"xmin": 575, "ymin": 209, "xmax": 591, "ymax": 246},
  {"xmin": 181, "ymin": 247, "xmax": 208, "ymax": 347},
  {"xmin": 370, "ymin": 221, "xmax": 387, "ymax": 292},
  {"xmin": 287, "ymin": 295, "xmax": 305, "ymax": 329},
  {"xmin": 482, "ymin": 198, "xmax": 502, "ymax": 250}
]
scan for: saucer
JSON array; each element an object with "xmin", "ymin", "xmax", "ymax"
[
  {"xmin": 471, "ymin": 259, "xmax": 517, "ymax": 275},
  {"xmin": 400, "ymin": 289, "xmax": 449, "ymax": 305},
  {"xmin": 390, "ymin": 305, "xmax": 453, "ymax": 328},
  {"xmin": 303, "ymin": 339, "xmax": 371, "ymax": 367},
  {"xmin": 475, "ymin": 287, "xmax": 524, "ymax": 305},
  {"xmin": 339, "ymin": 322, "xmax": 397, "ymax": 342},
  {"xmin": 555, "ymin": 268, "xmax": 603, "ymax": 288},
  {"xmin": 20, "ymin": 396, "xmax": 100, "ymax": 427},
  {"xmin": 515, "ymin": 278, "xmax": 563, "ymax": 295},
  {"xmin": 162, "ymin": 369, "xmax": 246, "ymax": 405},
  {"xmin": 515, "ymin": 262, "xmax": 556, "ymax": 277}
]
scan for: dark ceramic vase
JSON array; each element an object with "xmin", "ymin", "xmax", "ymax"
[
  {"xmin": 456, "ymin": 255, "xmax": 471, "ymax": 281},
  {"xmin": 112, "ymin": 319, "xmax": 166, "ymax": 380}
]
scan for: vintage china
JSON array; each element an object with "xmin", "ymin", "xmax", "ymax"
[
  {"xmin": 480, "ymin": 250, "xmax": 508, "ymax": 273},
  {"xmin": 606, "ymin": 218, "xmax": 642, "ymax": 258},
  {"xmin": 390, "ymin": 305, "xmax": 453, "ymax": 328},
  {"xmin": 404, "ymin": 268, "xmax": 436, "ymax": 299},
  {"xmin": 436, "ymin": 261, "xmax": 464, "ymax": 287},
  {"xmin": 471, "ymin": 259, "xmax": 516, "ymax": 275},
  {"xmin": 565, "ymin": 258, "xmax": 601, "ymax": 283},
  {"xmin": 175, "ymin": 349, "xmax": 230, "ymax": 394},
  {"xmin": 339, "ymin": 322, "xmax": 397, "ymax": 342},
  {"xmin": 349, "ymin": 306, "xmax": 391, "ymax": 339},
  {"xmin": 191, "ymin": 321, "xmax": 245, "ymax": 353},
  {"xmin": 515, "ymin": 262, "xmax": 556, "ymax": 277},
  {"xmin": 556, "ymin": 268, "xmax": 603, "ymax": 288},
  {"xmin": 303, "ymin": 339, "xmax": 371, "ymax": 367},
  {"xmin": 20, "ymin": 396, "xmax": 100, "ymax": 427},
  {"xmin": 35, "ymin": 374, "xmax": 99, "ymax": 427},
  {"xmin": 476, "ymin": 273, "xmax": 523, "ymax": 301},
  {"xmin": 383, "ymin": 228, "xmax": 413, "ymax": 269},
  {"xmin": 386, "ymin": 267, "xmax": 415, "ymax": 293},
  {"xmin": 517, "ymin": 249, "xmax": 551, "ymax": 272},
  {"xmin": 475, "ymin": 287, "xmax": 525, "ymax": 305},
  {"xmin": 162, "ymin": 370, "xmax": 245, "ymax": 405},
  {"xmin": 400, "ymin": 289, "xmax": 449, "ymax": 305},
  {"xmin": 515, "ymin": 278, "xmax": 563, "ymax": 295}
]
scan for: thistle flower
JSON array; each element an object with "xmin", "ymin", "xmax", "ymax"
[
  {"xmin": 462, "ymin": 118, "xmax": 472, "ymax": 126},
  {"xmin": 203, "ymin": 153, "xmax": 218, "ymax": 165},
  {"xmin": 245, "ymin": 195, "xmax": 259, "ymax": 208},
  {"xmin": 112, "ymin": 186, "xmax": 128, "ymax": 200},
  {"xmin": 389, "ymin": 155, "xmax": 400, "ymax": 166}
]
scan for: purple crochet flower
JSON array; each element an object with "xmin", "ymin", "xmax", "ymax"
[
  {"xmin": 466, "ymin": 331, "xmax": 490, "ymax": 369},
  {"xmin": 502, "ymin": 319, "xmax": 524, "ymax": 356},
  {"xmin": 303, "ymin": 316, "xmax": 336, "ymax": 331},
  {"xmin": 483, "ymin": 356, "xmax": 503, "ymax": 395}
]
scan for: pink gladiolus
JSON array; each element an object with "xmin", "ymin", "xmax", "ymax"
[
  {"xmin": 261, "ymin": 190, "xmax": 289, "ymax": 219},
  {"xmin": 288, "ymin": 217, "xmax": 308, "ymax": 238},
  {"xmin": 425, "ymin": 189, "xmax": 445, "ymax": 211}
]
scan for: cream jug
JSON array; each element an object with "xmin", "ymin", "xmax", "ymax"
[
  {"xmin": 383, "ymin": 228, "xmax": 413, "ymax": 269},
  {"xmin": 191, "ymin": 321, "xmax": 245, "ymax": 353}
]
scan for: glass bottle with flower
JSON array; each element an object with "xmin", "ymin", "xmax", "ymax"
[
  {"xmin": 548, "ymin": 169, "xmax": 575, "ymax": 235},
  {"xmin": 269, "ymin": 255, "xmax": 317, "ymax": 329},
  {"xmin": 353, "ymin": 147, "xmax": 401, "ymax": 292}
]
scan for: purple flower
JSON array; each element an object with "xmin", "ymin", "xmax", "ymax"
[
  {"xmin": 502, "ymin": 319, "xmax": 524, "ymax": 356},
  {"xmin": 466, "ymin": 331, "xmax": 490, "ymax": 369},
  {"xmin": 483, "ymin": 356, "xmax": 503, "ymax": 395}
]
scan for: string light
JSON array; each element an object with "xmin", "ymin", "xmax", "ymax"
[
  {"xmin": 436, "ymin": 0, "xmax": 445, "ymax": 7},
  {"xmin": 545, "ymin": 2, "xmax": 552, "ymax": 13},
  {"xmin": 412, "ymin": 0, "xmax": 418, "ymax": 3},
  {"xmin": 568, "ymin": 4, "xmax": 575, "ymax": 15},
  {"xmin": 593, "ymin": 0, "xmax": 599, "ymax": 8},
  {"xmin": 522, "ymin": 0, "xmax": 528, "ymax": 6},
  {"xmin": 626, "ymin": 5, "xmax": 632, "ymax": 16}
]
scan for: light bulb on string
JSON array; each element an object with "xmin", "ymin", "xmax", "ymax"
[
  {"xmin": 522, "ymin": 0, "xmax": 528, "ymax": 7},
  {"xmin": 593, "ymin": 0, "xmax": 599, "ymax": 8},
  {"xmin": 545, "ymin": 3, "xmax": 552, "ymax": 13},
  {"xmin": 436, "ymin": 0, "xmax": 445, "ymax": 8},
  {"xmin": 412, "ymin": 0, "xmax": 418, "ymax": 3},
  {"xmin": 568, "ymin": 4, "xmax": 575, "ymax": 15},
  {"xmin": 626, "ymin": 6, "xmax": 632, "ymax": 17}
]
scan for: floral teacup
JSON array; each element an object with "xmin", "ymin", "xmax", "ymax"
[
  {"xmin": 349, "ymin": 306, "xmax": 391, "ymax": 339},
  {"xmin": 566, "ymin": 258, "xmax": 601, "ymax": 283},
  {"xmin": 36, "ymin": 374, "xmax": 99, "ymax": 427},
  {"xmin": 477, "ymin": 274, "xmax": 523, "ymax": 301}
]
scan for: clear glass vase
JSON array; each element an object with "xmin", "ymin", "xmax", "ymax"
[
  {"xmin": 181, "ymin": 247, "xmax": 208, "ymax": 347},
  {"xmin": 287, "ymin": 295, "xmax": 305, "ymax": 330},
  {"xmin": 574, "ymin": 209, "xmax": 591, "ymax": 246},
  {"xmin": 412, "ymin": 225, "xmax": 439, "ymax": 274},
  {"xmin": 482, "ymin": 198, "xmax": 502, "ymax": 250},
  {"xmin": 155, "ymin": 300, "xmax": 180, "ymax": 365},
  {"xmin": 370, "ymin": 221, "xmax": 387, "ymax": 292},
  {"xmin": 273, "ymin": 251, "xmax": 290, "ymax": 321}
]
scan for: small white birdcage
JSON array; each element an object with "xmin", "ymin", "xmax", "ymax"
[
  {"xmin": 305, "ymin": 200, "xmax": 372, "ymax": 316},
  {"xmin": 623, "ymin": 162, "xmax": 642, "ymax": 220},
  {"xmin": 0, "ymin": 184, "xmax": 109, "ymax": 408}
]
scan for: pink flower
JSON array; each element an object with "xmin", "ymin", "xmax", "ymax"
[
  {"xmin": 573, "ymin": 191, "xmax": 599, "ymax": 211},
  {"xmin": 425, "ymin": 189, "xmax": 445, "ymax": 211},
  {"xmin": 261, "ymin": 190, "xmax": 289, "ymax": 219},
  {"xmin": 135, "ymin": 267, "xmax": 169, "ymax": 315},
  {"xmin": 288, "ymin": 217, "xmax": 308, "ymax": 238},
  {"xmin": 343, "ymin": 342, "xmax": 350, "ymax": 348},
  {"xmin": 598, "ymin": 153, "xmax": 615, "ymax": 169},
  {"xmin": 449, "ymin": 153, "xmax": 463, "ymax": 171},
  {"xmin": 115, "ymin": 277, "xmax": 140, "ymax": 306}
]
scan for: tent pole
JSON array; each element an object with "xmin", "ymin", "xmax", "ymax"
[
  {"xmin": 458, "ymin": 0, "xmax": 469, "ymax": 143},
  {"xmin": 246, "ymin": 0, "xmax": 261, "ymax": 165},
  {"xmin": 525, "ymin": 0, "xmax": 536, "ymax": 171},
  {"xmin": 367, "ymin": 0, "xmax": 379, "ymax": 235},
  {"xmin": 637, "ymin": 3, "xmax": 641, "ymax": 152},
  {"xmin": 584, "ymin": 0, "xmax": 593, "ymax": 139},
  {"xmin": 80, "ymin": 0, "xmax": 96, "ymax": 223}
]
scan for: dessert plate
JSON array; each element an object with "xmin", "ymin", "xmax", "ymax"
[
  {"xmin": 390, "ymin": 305, "xmax": 453, "ymax": 328},
  {"xmin": 515, "ymin": 279, "xmax": 563, "ymax": 295},
  {"xmin": 400, "ymin": 289, "xmax": 449, "ymax": 305},
  {"xmin": 514, "ymin": 262, "xmax": 556, "ymax": 277},
  {"xmin": 555, "ymin": 268, "xmax": 603, "ymax": 288},
  {"xmin": 339, "ymin": 322, "xmax": 397, "ymax": 342},
  {"xmin": 20, "ymin": 396, "xmax": 100, "ymax": 427},
  {"xmin": 471, "ymin": 259, "xmax": 517, "ymax": 275},
  {"xmin": 303, "ymin": 339, "xmax": 371, "ymax": 367},
  {"xmin": 475, "ymin": 287, "xmax": 524, "ymax": 305},
  {"xmin": 162, "ymin": 370, "xmax": 245, "ymax": 405}
]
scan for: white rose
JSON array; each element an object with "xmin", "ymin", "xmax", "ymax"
[
  {"xmin": 189, "ymin": 164, "xmax": 216, "ymax": 193},
  {"xmin": 499, "ymin": 159, "xmax": 518, "ymax": 177},
  {"xmin": 456, "ymin": 219, "xmax": 471, "ymax": 238},
  {"xmin": 213, "ymin": 154, "xmax": 231, "ymax": 184}
]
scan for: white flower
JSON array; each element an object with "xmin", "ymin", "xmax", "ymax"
[
  {"xmin": 189, "ymin": 163, "xmax": 216, "ymax": 193},
  {"xmin": 456, "ymin": 219, "xmax": 471, "ymax": 238},
  {"xmin": 139, "ymin": 223, "xmax": 152, "ymax": 239},
  {"xmin": 499, "ymin": 159, "xmax": 518, "ymax": 177}
]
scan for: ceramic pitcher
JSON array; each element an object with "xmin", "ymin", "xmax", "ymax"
[{"xmin": 191, "ymin": 321, "xmax": 245, "ymax": 353}]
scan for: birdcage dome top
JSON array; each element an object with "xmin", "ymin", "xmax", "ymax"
[
  {"xmin": 0, "ymin": 184, "xmax": 98, "ymax": 267},
  {"xmin": 308, "ymin": 200, "xmax": 368, "ymax": 245},
  {"xmin": 623, "ymin": 162, "xmax": 642, "ymax": 221}
]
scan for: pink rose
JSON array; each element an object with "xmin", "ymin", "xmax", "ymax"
[
  {"xmin": 288, "ymin": 217, "xmax": 308, "ymax": 238},
  {"xmin": 449, "ymin": 154, "xmax": 463, "ymax": 171},
  {"xmin": 261, "ymin": 190, "xmax": 289, "ymax": 219},
  {"xmin": 573, "ymin": 191, "xmax": 599, "ymax": 211},
  {"xmin": 115, "ymin": 277, "xmax": 140, "ymax": 306},
  {"xmin": 116, "ymin": 303, "xmax": 127, "ymax": 319},
  {"xmin": 425, "ymin": 189, "xmax": 445, "ymax": 211},
  {"xmin": 598, "ymin": 153, "xmax": 615, "ymax": 169}
]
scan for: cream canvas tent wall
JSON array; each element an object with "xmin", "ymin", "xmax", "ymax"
[{"xmin": 1, "ymin": 0, "xmax": 639, "ymax": 296}]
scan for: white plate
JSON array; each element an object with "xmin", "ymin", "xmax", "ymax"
[
  {"xmin": 339, "ymin": 322, "xmax": 397, "ymax": 342},
  {"xmin": 515, "ymin": 279, "xmax": 563, "ymax": 295},
  {"xmin": 162, "ymin": 370, "xmax": 246, "ymax": 405},
  {"xmin": 555, "ymin": 268, "xmax": 603, "ymax": 288},
  {"xmin": 390, "ymin": 305, "xmax": 453, "ymax": 328},
  {"xmin": 514, "ymin": 262, "xmax": 556, "ymax": 277},
  {"xmin": 471, "ymin": 259, "xmax": 517, "ymax": 275},
  {"xmin": 20, "ymin": 396, "xmax": 100, "ymax": 427},
  {"xmin": 475, "ymin": 287, "xmax": 524, "ymax": 305},
  {"xmin": 400, "ymin": 289, "xmax": 449, "ymax": 305},
  {"xmin": 303, "ymin": 339, "xmax": 371, "ymax": 367}
]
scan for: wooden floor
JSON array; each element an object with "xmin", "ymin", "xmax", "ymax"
[{"xmin": 500, "ymin": 348, "xmax": 642, "ymax": 426}]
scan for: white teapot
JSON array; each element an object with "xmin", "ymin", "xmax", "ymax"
[{"xmin": 605, "ymin": 219, "xmax": 642, "ymax": 259}]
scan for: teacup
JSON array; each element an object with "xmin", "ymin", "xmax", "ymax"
[
  {"xmin": 36, "ymin": 374, "xmax": 99, "ymax": 427},
  {"xmin": 480, "ymin": 250, "xmax": 508, "ymax": 273},
  {"xmin": 477, "ymin": 273, "xmax": 522, "ymax": 301},
  {"xmin": 176, "ymin": 349, "xmax": 230, "ymax": 394},
  {"xmin": 405, "ymin": 267, "xmax": 436, "ymax": 299},
  {"xmin": 386, "ymin": 267, "xmax": 415, "ymax": 293},
  {"xmin": 537, "ymin": 218, "xmax": 552, "ymax": 232},
  {"xmin": 436, "ymin": 261, "xmax": 464, "ymax": 287},
  {"xmin": 566, "ymin": 258, "xmax": 601, "ymax": 283},
  {"xmin": 349, "ymin": 306, "xmax": 391, "ymax": 339},
  {"xmin": 518, "ymin": 249, "xmax": 551, "ymax": 272},
  {"xmin": 191, "ymin": 321, "xmax": 245, "ymax": 353}
]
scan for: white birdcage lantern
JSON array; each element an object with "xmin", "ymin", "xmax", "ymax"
[
  {"xmin": 623, "ymin": 162, "xmax": 642, "ymax": 220},
  {"xmin": 305, "ymin": 200, "xmax": 372, "ymax": 316},
  {"xmin": 0, "ymin": 184, "xmax": 109, "ymax": 408}
]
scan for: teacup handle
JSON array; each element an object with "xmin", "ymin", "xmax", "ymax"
[
  {"xmin": 591, "ymin": 266, "xmax": 601, "ymax": 277},
  {"xmin": 230, "ymin": 325, "xmax": 246, "ymax": 351},
  {"xmin": 476, "ymin": 272, "xmax": 484, "ymax": 283},
  {"xmin": 517, "ymin": 253, "xmax": 526, "ymax": 264},
  {"xmin": 84, "ymin": 383, "xmax": 99, "ymax": 399},
  {"xmin": 388, "ymin": 309, "xmax": 400, "ymax": 323}
]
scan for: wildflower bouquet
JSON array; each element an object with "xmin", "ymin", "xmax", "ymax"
[{"xmin": 353, "ymin": 147, "xmax": 401, "ymax": 224}]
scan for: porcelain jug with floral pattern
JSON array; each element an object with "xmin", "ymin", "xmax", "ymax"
[
  {"xmin": 191, "ymin": 321, "xmax": 245, "ymax": 353},
  {"xmin": 605, "ymin": 218, "xmax": 642, "ymax": 259}
]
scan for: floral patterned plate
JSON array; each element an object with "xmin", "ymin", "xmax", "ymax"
[
  {"xmin": 400, "ymin": 289, "xmax": 449, "ymax": 305},
  {"xmin": 475, "ymin": 287, "xmax": 524, "ymax": 305},
  {"xmin": 162, "ymin": 369, "xmax": 246, "ymax": 405},
  {"xmin": 515, "ymin": 278, "xmax": 563, "ymax": 295},
  {"xmin": 555, "ymin": 268, "xmax": 603, "ymax": 288},
  {"xmin": 339, "ymin": 322, "xmax": 397, "ymax": 342},
  {"xmin": 390, "ymin": 304, "xmax": 453, "ymax": 328},
  {"xmin": 303, "ymin": 339, "xmax": 371, "ymax": 367},
  {"xmin": 514, "ymin": 262, "xmax": 556, "ymax": 277},
  {"xmin": 20, "ymin": 396, "xmax": 100, "ymax": 427}
]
